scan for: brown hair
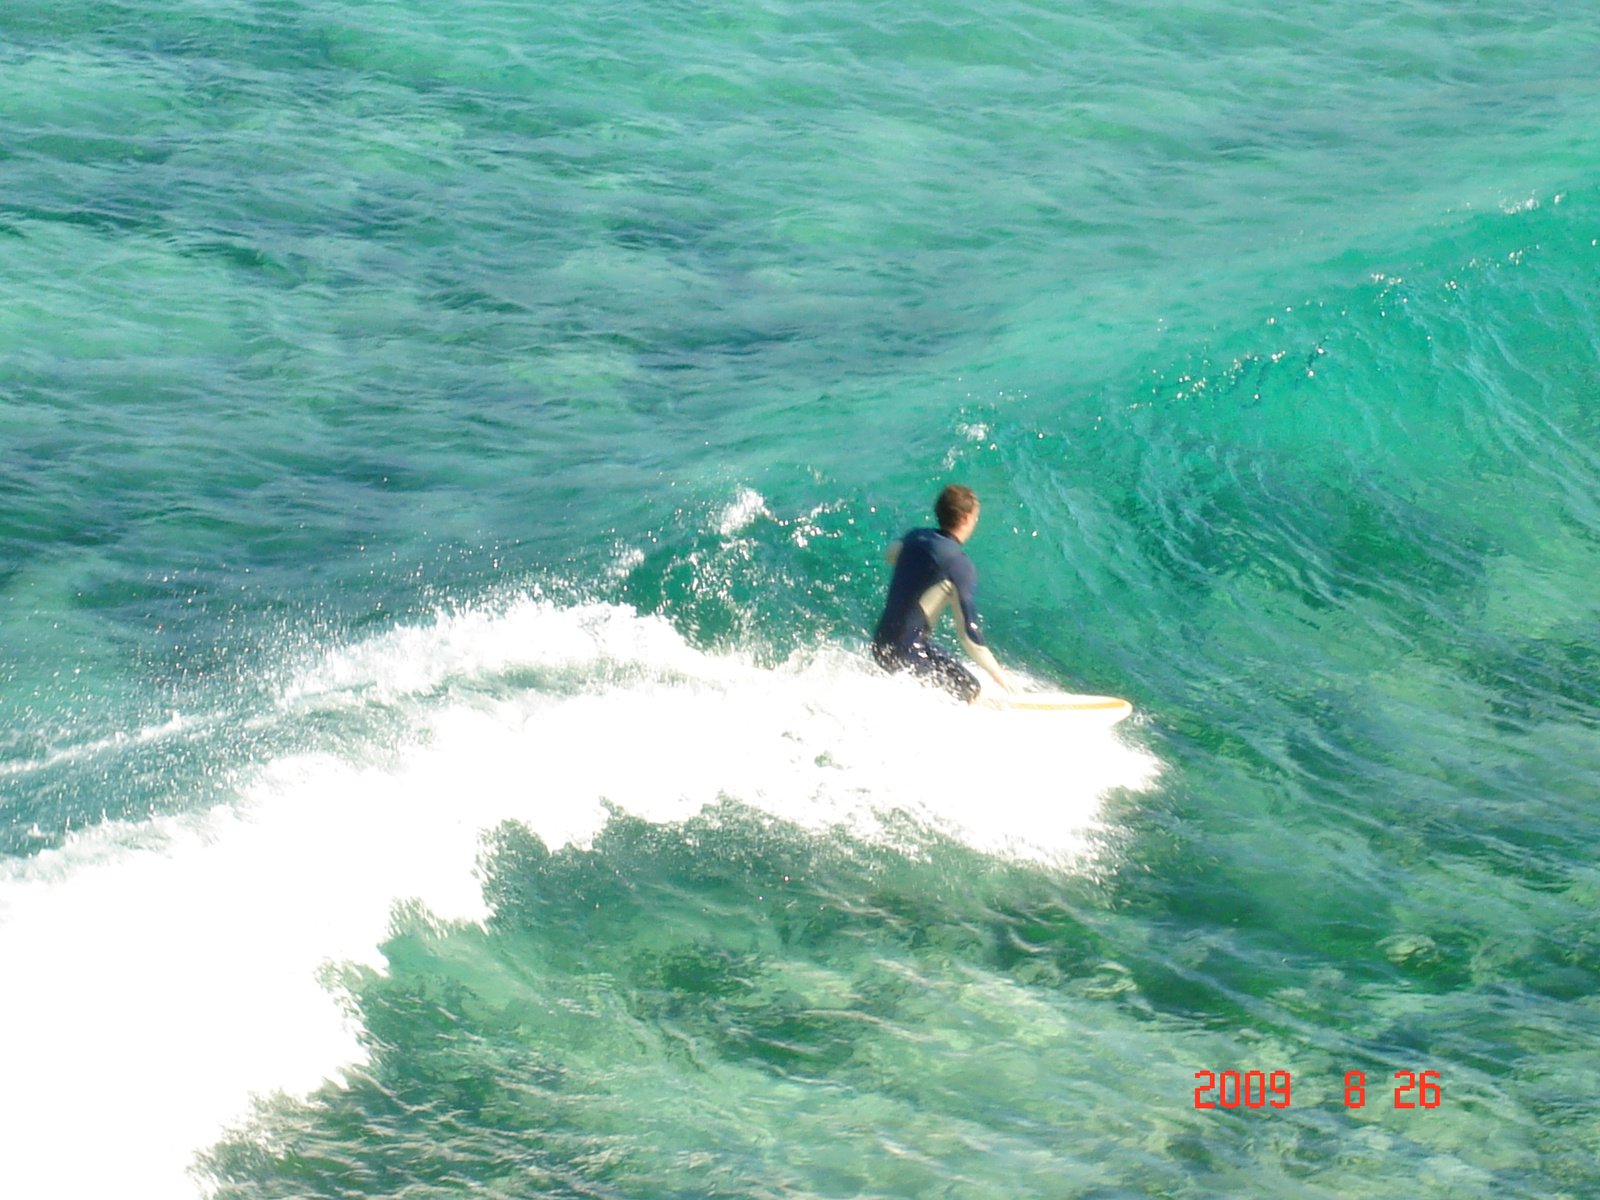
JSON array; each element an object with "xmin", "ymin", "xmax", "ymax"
[{"xmin": 934, "ymin": 484, "xmax": 979, "ymax": 531}]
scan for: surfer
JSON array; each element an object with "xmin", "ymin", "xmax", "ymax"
[{"xmin": 872, "ymin": 484, "xmax": 1015, "ymax": 704}]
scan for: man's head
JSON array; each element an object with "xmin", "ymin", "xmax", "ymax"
[{"xmin": 935, "ymin": 484, "xmax": 980, "ymax": 541}]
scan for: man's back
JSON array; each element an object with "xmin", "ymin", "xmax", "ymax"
[{"xmin": 873, "ymin": 527, "xmax": 980, "ymax": 652}]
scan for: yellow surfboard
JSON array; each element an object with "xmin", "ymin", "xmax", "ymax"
[{"xmin": 992, "ymin": 692, "xmax": 1133, "ymax": 723}]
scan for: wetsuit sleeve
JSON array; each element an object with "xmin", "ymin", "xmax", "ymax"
[{"xmin": 947, "ymin": 553, "xmax": 1004, "ymax": 678}]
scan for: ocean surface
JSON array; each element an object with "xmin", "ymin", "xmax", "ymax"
[{"xmin": 4, "ymin": 1, "xmax": 1600, "ymax": 1196}]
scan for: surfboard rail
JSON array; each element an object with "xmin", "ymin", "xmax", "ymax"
[{"xmin": 989, "ymin": 692, "xmax": 1133, "ymax": 722}]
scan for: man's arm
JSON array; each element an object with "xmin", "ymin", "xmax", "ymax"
[{"xmin": 946, "ymin": 556, "xmax": 1015, "ymax": 692}]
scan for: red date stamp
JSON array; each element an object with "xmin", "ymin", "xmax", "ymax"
[
  {"xmin": 1193, "ymin": 1070, "xmax": 1292, "ymax": 1108},
  {"xmin": 1193, "ymin": 1070, "xmax": 1441, "ymax": 1109}
]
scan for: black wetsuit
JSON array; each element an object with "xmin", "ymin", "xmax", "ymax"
[{"xmin": 871, "ymin": 527, "xmax": 998, "ymax": 703}]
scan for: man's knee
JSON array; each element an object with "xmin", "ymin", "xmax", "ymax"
[
  {"xmin": 936, "ymin": 661, "xmax": 981, "ymax": 704},
  {"xmin": 917, "ymin": 645, "xmax": 979, "ymax": 703}
]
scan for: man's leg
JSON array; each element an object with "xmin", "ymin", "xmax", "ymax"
[
  {"xmin": 872, "ymin": 639, "xmax": 981, "ymax": 704},
  {"xmin": 908, "ymin": 640, "xmax": 981, "ymax": 704}
]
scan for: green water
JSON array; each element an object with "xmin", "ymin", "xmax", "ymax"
[{"xmin": 3, "ymin": 1, "xmax": 1600, "ymax": 1196}]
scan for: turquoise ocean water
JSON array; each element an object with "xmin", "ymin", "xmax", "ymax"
[{"xmin": 4, "ymin": 1, "xmax": 1600, "ymax": 1196}]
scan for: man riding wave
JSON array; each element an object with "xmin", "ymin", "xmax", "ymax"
[{"xmin": 871, "ymin": 485, "xmax": 1015, "ymax": 704}]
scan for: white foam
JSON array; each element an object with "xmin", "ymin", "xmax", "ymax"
[
  {"xmin": 716, "ymin": 486, "xmax": 771, "ymax": 535},
  {"xmin": 0, "ymin": 711, "xmax": 192, "ymax": 780},
  {"xmin": 0, "ymin": 600, "xmax": 1159, "ymax": 1199}
]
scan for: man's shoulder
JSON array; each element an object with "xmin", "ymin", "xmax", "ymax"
[
  {"xmin": 903, "ymin": 527, "xmax": 970, "ymax": 568},
  {"xmin": 899, "ymin": 527, "xmax": 948, "ymax": 562}
]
